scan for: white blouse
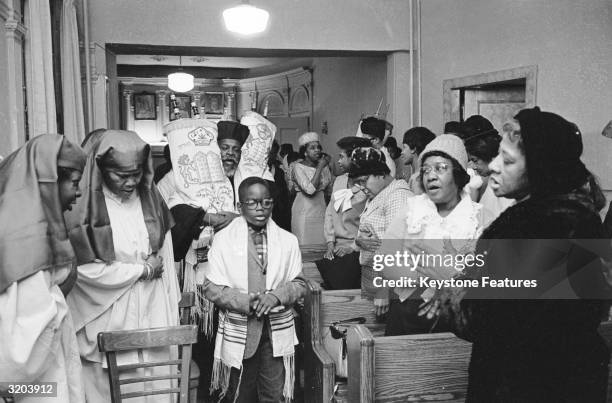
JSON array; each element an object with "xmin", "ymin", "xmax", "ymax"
[{"xmin": 381, "ymin": 192, "xmax": 485, "ymax": 301}]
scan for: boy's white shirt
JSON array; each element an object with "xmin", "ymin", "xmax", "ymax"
[{"xmin": 207, "ymin": 216, "xmax": 302, "ymax": 296}]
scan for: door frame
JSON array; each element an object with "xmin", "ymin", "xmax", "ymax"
[{"xmin": 442, "ymin": 65, "xmax": 537, "ymax": 124}]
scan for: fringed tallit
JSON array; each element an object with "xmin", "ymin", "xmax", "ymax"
[
  {"xmin": 206, "ymin": 217, "xmax": 302, "ymax": 401},
  {"xmin": 210, "ymin": 309, "xmax": 297, "ymax": 401}
]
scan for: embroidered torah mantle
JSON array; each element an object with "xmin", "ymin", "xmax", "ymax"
[
  {"xmin": 164, "ymin": 118, "xmax": 235, "ymax": 213},
  {"xmin": 233, "ymin": 111, "xmax": 276, "ymax": 202}
]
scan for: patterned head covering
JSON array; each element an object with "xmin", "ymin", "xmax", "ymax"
[
  {"xmin": 298, "ymin": 132, "xmax": 319, "ymax": 147},
  {"xmin": 348, "ymin": 147, "xmax": 389, "ymax": 178},
  {"xmin": 0, "ymin": 134, "xmax": 86, "ymax": 292},
  {"xmin": 66, "ymin": 130, "xmax": 173, "ymax": 264}
]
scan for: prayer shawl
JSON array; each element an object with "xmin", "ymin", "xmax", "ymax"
[
  {"xmin": 233, "ymin": 111, "xmax": 276, "ymax": 203},
  {"xmin": 164, "ymin": 118, "xmax": 235, "ymax": 334},
  {"xmin": 207, "ymin": 217, "xmax": 301, "ymax": 401},
  {"xmin": 0, "ymin": 134, "xmax": 85, "ymax": 292},
  {"xmin": 66, "ymin": 130, "xmax": 173, "ymax": 265}
]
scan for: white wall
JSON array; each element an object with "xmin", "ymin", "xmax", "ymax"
[
  {"xmin": 419, "ymin": 0, "xmax": 612, "ymax": 189},
  {"xmin": 311, "ymin": 57, "xmax": 387, "ymax": 156},
  {"xmin": 87, "ymin": 0, "xmax": 411, "ymax": 51}
]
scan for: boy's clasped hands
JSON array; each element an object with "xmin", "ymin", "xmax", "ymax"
[{"xmin": 249, "ymin": 291, "xmax": 281, "ymax": 318}]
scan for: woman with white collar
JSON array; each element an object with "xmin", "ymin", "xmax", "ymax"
[{"xmin": 380, "ymin": 134, "xmax": 485, "ymax": 335}]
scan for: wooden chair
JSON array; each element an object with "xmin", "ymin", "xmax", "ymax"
[
  {"xmin": 98, "ymin": 324, "xmax": 198, "ymax": 403},
  {"xmin": 179, "ymin": 291, "xmax": 196, "ymax": 326},
  {"xmin": 178, "ymin": 291, "xmax": 200, "ymax": 403}
]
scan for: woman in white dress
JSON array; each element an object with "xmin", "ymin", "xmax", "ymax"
[
  {"xmin": 66, "ymin": 130, "xmax": 180, "ymax": 403},
  {"xmin": 291, "ymin": 132, "xmax": 333, "ymax": 246},
  {"xmin": 0, "ymin": 134, "xmax": 87, "ymax": 402}
]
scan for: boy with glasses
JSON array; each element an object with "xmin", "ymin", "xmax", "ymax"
[{"xmin": 203, "ymin": 176, "xmax": 306, "ymax": 403}]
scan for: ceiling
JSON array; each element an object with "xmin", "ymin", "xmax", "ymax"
[{"xmin": 111, "ymin": 44, "xmax": 389, "ymax": 79}]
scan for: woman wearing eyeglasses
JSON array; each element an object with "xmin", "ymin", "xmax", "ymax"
[
  {"xmin": 291, "ymin": 132, "xmax": 333, "ymax": 246},
  {"xmin": 379, "ymin": 134, "xmax": 485, "ymax": 336},
  {"xmin": 421, "ymin": 108, "xmax": 611, "ymax": 403}
]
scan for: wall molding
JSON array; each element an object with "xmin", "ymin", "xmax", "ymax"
[
  {"xmin": 239, "ymin": 67, "xmax": 311, "ymax": 92},
  {"xmin": 118, "ymin": 76, "xmax": 240, "ymax": 88}
]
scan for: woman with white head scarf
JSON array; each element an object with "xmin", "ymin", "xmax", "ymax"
[
  {"xmin": 65, "ymin": 129, "xmax": 180, "ymax": 402},
  {"xmin": 0, "ymin": 134, "xmax": 87, "ymax": 402}
]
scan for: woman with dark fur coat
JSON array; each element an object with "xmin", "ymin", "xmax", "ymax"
[{"xmin": 421, "ymin": 107, "xmax": 611, "ymax": 403}]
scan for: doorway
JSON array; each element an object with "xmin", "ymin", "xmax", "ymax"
[{"xmin": 443, "ymin": 65, "xmax": 537, "ymax": 131}]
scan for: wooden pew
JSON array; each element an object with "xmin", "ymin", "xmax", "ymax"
[
  {"xmin": 300, "ymin": 243, "xmax": 326, "ymax": 287},
  {"xmin": 345, "ymin": 321, "xmax": 612, "ymax": 403},
  {"xmin": 303, "ymin": 280, "xmax": 383, "ymax": 403},
  {"xmin": 303, "ymin": 261, "xmax": 324, "ymax": 287},
  {"xmin": 300, "ymin": 243, "xmax": 327, "ymax": 263},
  {"xmin": 346, "ymin": 326, "xmax": 471, "ymax": 402}
]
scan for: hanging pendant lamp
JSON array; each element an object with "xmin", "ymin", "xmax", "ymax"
[
  {"xmin": 168, "ymin": 56, "xmax": 194, "ymax": 93},
  {"xmin": 223, "ymin": 0, "xmax": 269, "ymax": 35}
]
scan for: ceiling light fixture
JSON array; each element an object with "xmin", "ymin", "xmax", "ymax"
[
  {"xmin": 223, "ymin": 0, "xmax": 269, "ymax": 35},
  {"xmin": 168, "ymin": 56, "xmax": 194, "ymax": 93}
]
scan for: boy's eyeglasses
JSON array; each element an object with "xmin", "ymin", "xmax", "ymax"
[
  {"xmin": 421, "ymin": 162, "xmax": 450, "ymax": 175},
  {"xmin": 240, "ymin": 198, "xmax": 274, "ymax": 209}
]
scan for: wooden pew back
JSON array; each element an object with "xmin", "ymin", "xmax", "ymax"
[
  {"xmin": 303, "ymin": 281, "xmax": 384, "ymax": 403},
  {"xmin": 347, "ymin": 325, "xmax": 471, "ymax": 403},
  {"xmin": 302, "ymin": 261, "xmax": 324, "ymax": 287},
  {"xmin": 346, "ymin": 321, "xmax": 612, "ymax": 403}
]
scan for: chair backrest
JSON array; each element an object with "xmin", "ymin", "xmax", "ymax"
[
  {"xmin": 179, "ymin": 291, "xmax": 195, "ymax": 325},
  {"xmin": 98, "ymin": 324, "xmax": 198, "ymax": 403}
]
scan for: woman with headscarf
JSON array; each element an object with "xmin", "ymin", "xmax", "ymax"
[
  {"xmin": 0, "ymin": 134, "xmax": 87, "ymax": 402},
  {"xmin": 380, "ymin": 135, "xmax": 485, "ymax": 336},
  {"xmin": 350, "ymin": 147, "xmax": 413, "ymax": 316},
  {"xmin": 65, "ymin": 130, "xmax": 180, "ymax": 403},
  {"xmin": 291, "ymin": 132, "xmax": 333, "ymax": 246},
  {"xmin": 422, "ymin": 107, "xmax": 611, "ymax": 402}
]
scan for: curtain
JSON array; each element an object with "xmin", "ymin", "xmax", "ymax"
[
  {"xmin": 60, "ymin": 0, "xmax": 85, "ymax": 144},
  {"xmin": 24, "ymin": 0, "xmax": 57, "ymax": 136}
]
